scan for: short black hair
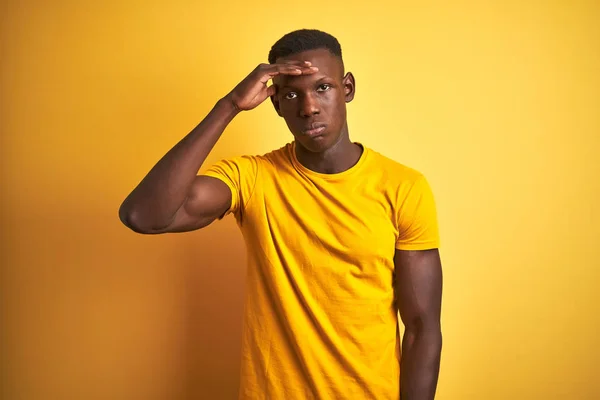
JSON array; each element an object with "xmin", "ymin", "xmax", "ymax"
[{"xmin": 268, "ymin": 29, "xmax": 343, "ymax": 64}]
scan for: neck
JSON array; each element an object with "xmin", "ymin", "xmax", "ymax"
[{"xmin": 295, "ymin": 129, "xmax": 363, "ymax": 174}]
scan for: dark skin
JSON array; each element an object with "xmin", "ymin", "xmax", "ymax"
[
  {"xmin": 270, "ymin": 49, "xmax": 363, "ymax": 174},
  {"xmin": 395, "ymin": 248, "xmax": 443, "ymax": 400},
  {"xmin": 119, "ymin": 48, "xmax": 442, "ymax": 399}
]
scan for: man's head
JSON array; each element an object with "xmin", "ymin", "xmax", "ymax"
[{"xmin": 268, "ymin": 29, "xmax": 355, "ymax": 153}]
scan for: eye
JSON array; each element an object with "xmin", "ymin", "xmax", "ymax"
[
  {"xmin": 284, "ymin": 92, "xmax": 297, "ymax": 100},
  {"xmin": 317, "ymin": 83, "xmax": 332, "ymax": 92}
]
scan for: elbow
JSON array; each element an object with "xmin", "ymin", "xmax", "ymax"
[
  {"xmin": 118, "ymin": 203, "xmax": 156, "ymax": 234},
  {"xmin": 405, "ymin": 321, "xmax": 443, "ymax": 357},
  {"xmin": 404, "ymin": 317, "xmax": 442, "ymax": 342}
]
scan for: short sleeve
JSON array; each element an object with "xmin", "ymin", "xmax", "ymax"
[
  {"xmin": 395, "ymin": 174, "xmax": 440, "ymax": 250},
  {"xmin": 200, "ymin": 155, "xmax": 259, "ymax": 221}
]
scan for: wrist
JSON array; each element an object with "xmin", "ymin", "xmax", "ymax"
[{"xmin": 217, "ymin": 95, "xmax": 241, "ymax": 119}]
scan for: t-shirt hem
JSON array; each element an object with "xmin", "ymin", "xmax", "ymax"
[
  {"xmin": 200, "ymin": 171, "xmax": 236, "ymax": 219},
  {"xmin": 395, "ymin": 241, "xmax": 440, "ymax": 251}
]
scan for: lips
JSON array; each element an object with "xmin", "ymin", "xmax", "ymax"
[{"xmin": 302, "ymin": 122, "xmax": 327, "ymax": 137}]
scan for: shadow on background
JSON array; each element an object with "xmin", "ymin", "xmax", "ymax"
[{"xmin": 178, "ymin": 220, "xmax": 247, "ymax": 399}]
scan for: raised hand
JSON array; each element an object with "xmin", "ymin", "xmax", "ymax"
[{"xmin": 226, "ymin": 61, "xmax": 318, "ymax": 111}]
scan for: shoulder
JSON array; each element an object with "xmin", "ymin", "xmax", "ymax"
[
  {"xmin": 258, "ymin": 142, "xmax": 293, "ymax": 166},
  {"xmin": 362, "ymin": 146, "xmax": 438, "ymax": 211},
  {"xmin": 226, "ymin": 142, "xmax": 292, "ymax": 166},
  {"xmin": 204, "ymin": 142, "xmax": 291, "ymax": 173},
  {"xmin": 364, "ymin": 145, "xmax": 426, "ymax": 185}
]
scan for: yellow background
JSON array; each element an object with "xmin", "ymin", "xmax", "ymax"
[{"xmin": 1, "ymin": 0, "xmax": 599, "ymax": 399}]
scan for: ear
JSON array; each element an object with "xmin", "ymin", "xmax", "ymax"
[
  {"xmin": 270, "ymin": 85, "xmax": 282, "ymax": 117},
  {"xmin": 343, "ymin": 72, "xmax": 355, "ymax": 103}
]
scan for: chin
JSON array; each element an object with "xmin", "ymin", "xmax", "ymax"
[{"xmin": 296, "ymin": 135, "xmax": 330, "ymax": 153}]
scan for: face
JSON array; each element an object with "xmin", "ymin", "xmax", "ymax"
[{"xmin": 271, "ymin": 49, "xmax": 355, "ymax": 153}]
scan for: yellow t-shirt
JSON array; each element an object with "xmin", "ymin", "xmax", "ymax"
[{"xmin": 202, "ymin": 141, "xmax": 440, "ymax": 400}]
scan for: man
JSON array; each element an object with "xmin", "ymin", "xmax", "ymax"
[{"xmin": 119, "ymin": 29, "xmax": 443, "ymax": 400}]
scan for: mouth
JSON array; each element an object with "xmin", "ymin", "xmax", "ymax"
[{"xmin": 302, "ymin": 122, "xmax": 327, "ymax": 137}]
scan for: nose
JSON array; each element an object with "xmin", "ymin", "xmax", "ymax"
[{"xmin": 299, "ymin": 93, "xmax": 320, "ymax": 118}]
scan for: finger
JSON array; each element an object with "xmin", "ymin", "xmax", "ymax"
[
  {"xmin": 266, "ymin": 85, "xmax": 276, "ymax": 97},
  {"xmin": 279, "ymin": 66, "xmax": 319, "ymax": 76},
  {"xmin": 260, "ymin": 65, "xmax": 317, "ymax": 83},
  {"xmin": 270, "ymin": 60, "xmax": 312, "ymax": 67},
  {"xmin": 271, "ymin": 65, "xmax": 318, "ymax": 76},
  {"xmin": 299, "ymin": 66, "xmax": 318, "ymax": 74},
  {"xmin": 283, "ymin": 61, "xmax": 313, "ymax": 67},
  {"xmin": 260, "ymin": 67, "xmax": 298, "ymax": 83},
  {"xmin": 263, "ymin": 62, "xmax": 316, "ymax": 74}
]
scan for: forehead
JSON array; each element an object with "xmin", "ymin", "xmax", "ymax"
[{"xmin": 274, "ymin": 48, "xmax": 344, "ymax": 85}]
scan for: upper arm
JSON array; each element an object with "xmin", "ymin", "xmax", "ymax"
[
  {"xmin": 394, "ymin": 248, "xmax": 443, "ymax": 331},
  {"xmin": 157, "ymin": 175, "xmax": 232, "ymax": 233},
  {"xmin": 395, "ymin": 174, "xmax": 439, "ymax": 251},
  {"xmin": 159, "ymin": 154, "xmax": 258, "ymax": 233}
]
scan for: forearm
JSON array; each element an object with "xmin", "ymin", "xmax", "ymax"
[
  {"xmin": 400, "ymin": 327, "xmax": 442, "ymax": 400},
  {"xmin": 119, "ymin": 96, "xmax": 239, "ymax": 230}
]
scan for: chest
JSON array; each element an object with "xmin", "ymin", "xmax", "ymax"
[{"xmin": 244, "ymin": 173, "xmax": 399, "ymax": 264}]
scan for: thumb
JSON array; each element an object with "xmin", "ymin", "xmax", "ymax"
[{"xmin": 266, "ymin": 85, "xmax": 276, "ymax": 97}]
